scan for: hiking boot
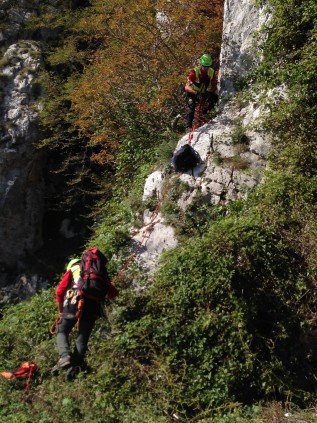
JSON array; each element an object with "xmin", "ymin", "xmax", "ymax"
[{"xmin": 51, "ymin": 355, "xmax": 72, "ymax": 375}]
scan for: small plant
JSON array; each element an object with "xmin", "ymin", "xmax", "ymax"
[
  {"xmin": 234, "ymin": 141, "xmax": 250, "ymax": 154},
  {"xmin": 0, "ymin": 55, "xmax": 10, "ymax": 68},
  {"xmin": 154, "ymin": 133, "xmax": 179, "ymax": 169},
  {"xmin": 17, "ymin": 66, "xmax": 37, "ymax": 80},
  {"xmin": 223, "ymin": 155, "xmax": 249, "ymax": 170},
  {"xmin": 231, "ymin": 122, "xmax": 250, "ymax": 146},
  {"xmin": 213, "ymin": 150, "xmax": 224, "ymax": 165},
  {"xmin": 177, "ymin": 191, "xmax": 226, "ymax": 239}
]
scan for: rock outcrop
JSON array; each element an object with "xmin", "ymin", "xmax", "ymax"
[
  {"xmin": 219, "ymin": 0, "xmax": 270, "ymax": 97},
  {"xmin": 0, "ymin": 273, "xmax": 49, "ymax": 305},
  {"xmin": 133, "ymin": 0, "xmax": 271, "ymax": 273},
  {"xmin": 0, "ymin": 5, "xmax": 45, "ymax": 285},
  {"xmin": 0, "ymin": 0, "xmax": 271, "ymax": 286}
]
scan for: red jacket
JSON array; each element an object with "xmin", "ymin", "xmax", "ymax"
[
  {"xmin": 56, "ymin": 270, "xmax": 72, "ymax": 304},
  {"xmin": 188, "ymin": 68, "xmax": 212, "ymax": 86},
  {"xmin": 187, "ymin": 66, "xmax": 218, "ymax": 94},
  {"xmin": 56, "ymin": 269, "xmax": 119, "ymax": 304}
]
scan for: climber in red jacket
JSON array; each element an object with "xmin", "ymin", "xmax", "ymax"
[{"xmin": 184, "ymin": 53, "xmax": 219, "ymax": 131}]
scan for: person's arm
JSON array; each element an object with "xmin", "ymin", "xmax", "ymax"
[
  {"xmin": 185, "ymin": 81, "xmax": 199, "ymax": 95},
  {"xmin": 184, "ymin": 70, "xmax": 199, "ymax": 96},
  {"xmin": 57, "ymin": 302, "xmax": 64, "ymax": 315},
  {"xmin": 56, "ymin": 270, "xmax": 72, "ymax": 315}
]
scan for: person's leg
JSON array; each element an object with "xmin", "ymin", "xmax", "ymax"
[
  {"xmin": 186, "ymin": 94, "xmax": 197, "ymax": 130},
  {"xmin": 204, "ymin": 92, "xmax": 219, "ymax": 112},
  {"xmin": 56, "ymin": 318, "xmax": 76, "ymax": 359},
  {"xmin": 72, "ymin": 318, "xmax": 96, "ymax": 365},
  {"xmin": 52, "ymin": 318, "xmax": 76, "ymax": 373}
]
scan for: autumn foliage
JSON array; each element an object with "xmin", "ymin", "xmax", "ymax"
[
  {"xmin": 38, "ymin": 0, "xmax": 223, "ymax": 212},
  {"xmin": 71, "ymin": 0, "xmax": 224, "ymax": 162}
]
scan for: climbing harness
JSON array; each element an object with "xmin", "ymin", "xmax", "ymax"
[{"xmin": 50, "ymin": 295, "xmax": 85, "ymax": 334}]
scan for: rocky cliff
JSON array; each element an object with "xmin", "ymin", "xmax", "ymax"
[
  {"xmin": 0, "ymin": 0, "xmax": 268, "ymax": 293},
  {"xmin": 0, "ymin": 2, "xmax": 45, "ymax": 286},
  {"xmin": 133, "ymin": 0, "xmax": 271, "ymax": 273}
]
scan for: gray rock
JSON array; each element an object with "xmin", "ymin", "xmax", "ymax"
[
  {"xmin": 0, "ymin": 273, "xmax": 49, "ymax": 305},
  {"xmin": 143, "ymin": 170, "xmax": 166, "ymax": 201},
  {"xmin": 132, "ymin": 212, "xmax": 178, "ymax": 274},
  {"xmin": 134, "ymin": 0, "xmax": 272, "ymax": 272},
  {"xmin": 0, "ymin": 40, "xmax": 44, "ymax": 273}
]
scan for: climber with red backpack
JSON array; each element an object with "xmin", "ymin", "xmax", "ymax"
[{"xmin": 51, "ymin": 247, "xmax": 118, "ymax": 380}]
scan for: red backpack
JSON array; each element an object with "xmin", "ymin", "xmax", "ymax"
[{"xmin": 78, "ymin": 247, "xmax": 117, "ymax": 300}]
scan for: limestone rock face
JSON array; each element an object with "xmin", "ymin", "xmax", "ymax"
[
  {"xmin": 134, "ymin": 0, "xmax": 271, "ymax": 273},
  {"xmin": 0, "ymin": 1, "xmax": 34, "ymax": 45},
  {"xmin": 0, "ymin": 2, "xmax": 81, "ymax": 290},
  {"xmin": 170, "ymin": 98, "xmax": 269, "ymax": 206},
  {"xmin": 219, "ymin": 0, "xmax": 270, "ymax": 97},
  {"xmin": 0, "ymin": 40, "xmax": 44, "ymax": 281},
  {"xmin": 0, "ymin": 273, "xmax": 49, "ymax": 305}
]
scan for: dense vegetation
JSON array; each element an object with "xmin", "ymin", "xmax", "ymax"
[
  {"xmin": 0, "ymin": 0, "xmax": 317, "ymax": 421},
  {"xmin": 33, "ymin": 0, "xmax": 223, "ymax": 215}
]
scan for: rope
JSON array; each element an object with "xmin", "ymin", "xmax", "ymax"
[
  {"xmin": 110, "ymin": 96, "xmax": 209, "ymax": 285},
  {"xmin": 75, "ymin": 297, "xmax": 85, "ymax": 330},
  {"xmin": 50, "ymin": 97, "xmax": 209, "ymax": 307},
  {"xmin": 111, "ymin": 177, "xmax": 174, "ymax": 286},
  {"xmin": 49, "ymin": 92, "xmax": 216, "ymax": 340},
  {"xmin": 188, "ymin": 97, "xmax": 204, "ymax": 144},
  {"xmin": 50, "ymin": 315, "xmax": 62, "ymax": 335},
  {"xmin": 25, "ymin": 364, "xmax": 36, "ymax": 395}
]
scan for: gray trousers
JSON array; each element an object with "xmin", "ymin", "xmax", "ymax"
[{"xmin": 56, "ymin": 317, "xmax": 96, "ymax": 364}]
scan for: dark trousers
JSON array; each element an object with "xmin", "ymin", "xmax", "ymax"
[
  {"xmin": 186, "ymin": 92, "xmax": 219, "ymax": 128},
  {"xmin": 186, "ymin": 93, "xmax": 198, "ymax": 128},
  {"xmin": 56, "ymin": 317, "xmax": 96, "ymax": 364}
]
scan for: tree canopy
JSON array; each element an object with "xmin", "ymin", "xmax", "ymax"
[{"xmin": 37, "ymin": 0, "xmax": 223, "ymax": 215}]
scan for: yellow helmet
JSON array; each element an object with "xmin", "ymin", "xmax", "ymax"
[{"xmin": 66, "ymin": 258, "xmax": 80, "ymax": 271}]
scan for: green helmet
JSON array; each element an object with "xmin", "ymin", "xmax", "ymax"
[
  {"xmin": 200, "ymin": 54, "xmax": 212, "ymax": 67},
  {"xmin": 67, "ymin": 258, "xmax": 80, "ymax": 271}
]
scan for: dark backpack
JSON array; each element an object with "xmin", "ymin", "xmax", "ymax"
[
  {"xmin": 78, "ymin": 247, "xmax": 110, "ymax": 299},
  {"xmin": 171, "ymin": 144, "xmax": 200, "ymax": 173}
]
